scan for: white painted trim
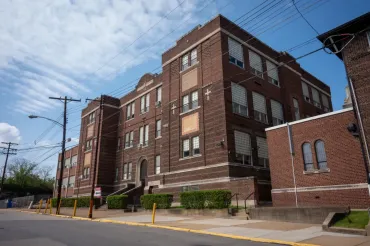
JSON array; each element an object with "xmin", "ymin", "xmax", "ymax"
[
  {"xmin": 179, "ymin": 106, "xmax": 201, "ymax": 116},
  {"xmin": 272, "ymin": 183, "xmax": 368, "ymax": 193},
  {"xmin": 81, "ymin": 106, "xmax": 99, "ymax": 119},
  {"xmin": 103, "ymin": 103, "xmax": 120, "ymax": 109},
  {"xmin": 157, "ymin": 176, "xmax": 254, "ymax": 189},
  {"xmin": 265, "ymin": 107, "xmax": 353, "ymax": 131},
  {"xmin": 119, "ymin": 83, "xmax": 163, "ymax": 108},
  {"xmin": 162, "ymin": 28, "xmax": 221, "ymax": 67}
]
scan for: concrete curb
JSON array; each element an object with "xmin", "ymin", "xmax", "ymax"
[{"xmin": 14, "ymin": 209, "xmax": 318, "ymax": 246}]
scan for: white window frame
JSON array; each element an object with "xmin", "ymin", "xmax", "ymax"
[
  {"xmin": 249, "ymin": 50, "xmax": 263, "ymax": 78},
  {"xmin": 190, "ymin": 49, "xmax": 197, "ymax": 66},
  {"xmin": 252, "ymin": 92, "xmax": 268, "ymax": 124},
  {"xmin": 125, "ymin": 131, "xmax": 134, "ymax": 148},
  {"xmin": 156, "ymin": 120, "xmax": 161, "ymax": 138},
  {"xmin": 302, "ymin": 82, "xmax": 311, "ymax": 103},
  {"xmin": 311, "ymin": 87, "xmax": 321, "ymax": 109},
  {"xmin": 234, "ymin": 130, "xmax": 252, "ymax": 165},
  {"xmin": 85, "ymin": 140, "xmax": 92, "ymax": 151},
  {"xmin": 140, "ymin": 94, "xmax": 150, "ymax": 114},
  {"xmin": 182, "ymin": 90, "xmax": 198, "ymax": 113},
  {"xmin": 123, "ymin": 164, "xmax": 128, "ymax": 180},
  {"xmin": 231, "ymin": 82, "xmax": 248, "ymax": 117},
  {"xmin": 126, "ymin": 102, "xmax": 135, "ymax": 120},
  {"xmin": 266, "ymin": 60, "xmax": 279, "ymax": 86},
  {"xmin": 256, "ymin": 137, "xmax": 269, "ymax": 168},
  {"xmin": 155, "ymin": 155, "xmax": 161, "ymax": 174},
  {"xmin": 156, "ymin": 86, "xmax": 162, "ymax": 106},
  {"xmin": 293, "ymin": 98, "xmax": 300, "ymax": 121},
  {"xmin": 228, "ymin": 37, "xmax": 244, "ymax": 68},
  {"xmin": 182, "ymin": 136, "xmax": 200, "ymax": 158},
  {"xmin": 271, "ymin": 100, "xmax": 284, "ymax": 126},
  {"xmin": 88, "ymin": 112, "xmax": 95, "ymax": 124},
  {"xmin": 181, "ymin": 53, "xmax": 189, "ymax": 71}
]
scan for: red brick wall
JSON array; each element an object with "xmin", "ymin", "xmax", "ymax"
[{"xmin": 266, "ymin": 109, "xmax": 369, "ymax": 208}]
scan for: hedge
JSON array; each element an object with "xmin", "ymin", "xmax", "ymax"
[
  {"xmin": 50, "ymin": 197, "xmax": 98, "ymax": 208},
  {"xmin": 180, "ymin": 190, "xmax": 231, "ymax": 209},
  {"xmin": 107, "ymin": 195, "xmax": 128, "ymax": 209},
  {"xmin": 140, "ymin": 194, "xmax": 173, "ymax": 209}
]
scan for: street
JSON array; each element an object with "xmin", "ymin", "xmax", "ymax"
[{"xmin": 0, "ymin": 211, "xmax": 281, "ymax": 246}]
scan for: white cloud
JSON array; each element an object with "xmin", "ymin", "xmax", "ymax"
[
  {"xmin": 0, "ymin": 123, "xmax": 21, "ymax": 146},
  {"xmin": 0, "ymin": 0, "xmax": 216, "ymax": 114}
]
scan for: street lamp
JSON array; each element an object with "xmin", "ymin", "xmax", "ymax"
[{"xmin": 28, "ymin": 115, "xmax": 63, "ymax": 127}]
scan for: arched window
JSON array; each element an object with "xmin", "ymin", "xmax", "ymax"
[
  {"xmin": 315, "ymin": 140, "xmax": 327, "ymax": 170},
  {"xmin": 302, "ymin": 143, "xmax": 314, "ymax": 171}
]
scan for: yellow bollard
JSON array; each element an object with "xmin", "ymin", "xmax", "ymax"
[
  {"xmin": 44, "ymin": 199, "xmax": 49, "ymax": 213},
  {"xmin": 38, "ymin": 200, "xmax": 43, "ymax": 213},
  {"xmin": 49, "ymin": 199, "xmax": 53, "ymax": 214},
  {"xmin": 57, "ymin": 200, "xmax": 62, "ymax": 215},
  {"xmin": 152, "ymin": 203, "xmax": 157, "ymax": 224},
  {"xmin": 73, "ymin": 200, "xmax": 77, "ymax": 217}
]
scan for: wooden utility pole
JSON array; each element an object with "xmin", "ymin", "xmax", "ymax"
[{"xmin": 0, "ymin": 142, "xmax": 18, "ymax": 194}]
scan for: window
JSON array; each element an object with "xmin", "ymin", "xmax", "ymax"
[
  {"xmin": 156, "ymin": 120, "xmax": 161, "ymax": 138},
  {"xmin": 231, "ymin": 82, "xmax": 248, "ymax": 117},
  {"xmin": 228, "ymin": 37, "xmax": 244, "ymax": 68},
  {"xmin": 115, "ymin": 167, "xmax": 119, "ymax": 181},
  {"xmin": 122, "ymin": 163, "xmax": 132, "ymax": 180},
  {"xmin": 58, "ymin": 161, "xmax": 61, "ymax": 169},
  {"xmin": 71, "ymin": 155, "xmax": 78, "ymax": 166},
  {"xmin": 128, "ymin": 163, "xmax": 132, "ymax": 179},
  {"xmin": 62, "ymin": 178, "xmax": 68, "ymax": 188},
  {"xmin": 117, "ymin": 137, "xmax": 121, "ymax": 151},
  {"xmin": 249, "ymin": 50, "xmax": 263, "ymax": 78},
  {"xmin": 302, "ymin": 82, "xmax": 311, "ymax": 103},
  {"xmin": 125, "ymin": 131, "xmax": 134, "ymax": 148},
  {"xmin": 234, "ymin": 130, "xmax": 252, "ymax": 165},
  {"xmin": 85, "ymin": 140, "xmax": 92, "ymax": 151},
  {"xmin": 83, "ymin": 167, "xmax": 90, "ymax": 179},
  {"xmin": 181, "ymin": 49, "xmax": 197, "ymax": 71},
  {"xmin": 140, "ymin": 94, "xmax": 150, "ymax": 114},
  {"xmin": 293, "ymin": 98, "xmax": 300, "ymax": 120},
  {"xmin": 271, "ymin": 100, "xmax": 284, "ymax": 126},
  {"xmin": 182, "ymin": 136, "xmax": 200, "ymax": 158},
  {"xmin": 126, "ymin": 102, "xmax": 135, "ymax": 120},
  {"xmin": 367, "ymin": 31, "xmax": 370, "ymax": 47},
  {"xmin": 68, "ymin": 176, "xmax": 75, "ymax": 187},
  {"xmin": 182, "ymin": 91, "xmax": 198, "ymax": 113},
  {"xmin": 64, "ymin": 158, "xmax": 70, "ymax": 168},
  {"xmin": 302, "ymin": 143, "xmax": 314, "ymax": 171},
  {"xmin": 256, "ymin": 137, "xmax": 269, "ymax": 168},
  {"xmin": 88, "ymin": 112, "xmax": 95, "ymax": 124},
  {"xmin": 155, "ymin": 155, "xmax": 161, "ymax": 174},
  {"xmin": 156, "ymin": 86, "xmax": 162, "ymax": 106},
  {"xmin": 322, "ymin": 94, "xmax": 330, "ymax": 112},
  {"xmin": 139, "ymin": 125, "xmax": 149, "ymax": 146},
  {"xmin": 311, "ymin": 88, "xmax": 321, "ymax": 108},
  {"xmin": 252, "ymin": 92, "xmax": 268, "ymax": 124},
  {"xmin": 266, "ymin": 60, "xmax": 279, "ymax": 86},
  {"xmin": 123, "ymin": 164, "xmax": 128, "ymax": 180},
  {"xmin": 315, "ymin": 140, "xmax": 327, "ymax": 170}
]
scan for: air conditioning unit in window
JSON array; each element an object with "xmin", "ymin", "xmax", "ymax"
[{"xmin": 155, "ymin": 101, "xmax": 162, "ymax": 108}]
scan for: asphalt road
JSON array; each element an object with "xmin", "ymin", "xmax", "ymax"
[{"xmin": 0, "ymin": 210, "xmax": 281, "ymax": 246}]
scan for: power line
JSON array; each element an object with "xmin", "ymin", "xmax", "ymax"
[{"xmin": 292, "ymin": 0, "xmax": 320, "ymax": 35}]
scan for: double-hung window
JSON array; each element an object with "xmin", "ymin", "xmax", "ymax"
[
  {"xmin": 71, "ymin": 155, "xmax": 78, "ymax": 167},
  {"xmin": 234, "ymin": 130, "xmax": 252, "ymax": 165},
  {"xmin": 293, "ymin": 98, "xmax": 300, "ymax": 120},
  {"xmin": 266, "ymin": 60, "xmax": 279, "ymax": 86},
  {"xmin": 85, "ymin": 140, "xmax": 92, "ymax": 151},
  {"xmin": 123, "ymin": 163, "xmax": 132, "ymax": 180},
  {"xmin": 155, "ymin": 155, "xmax": 161, "ymax": 174},
  {"xmin": 252, "ymin": 92, "xmax": 268, "ymax": 124},
  {"xmin": 139, "ymin": 125, "xmax": 149, "ymax": 146},
  {"xmin": 156, "ymin": 120, "xmax": 161, "ymax": 138},
  {"xmin": 271, "ymin": 100, "xmax": 284, "ymax": 126},
  {"xmin": 311, "ymin": 87, "xmax": 321, "ymax": 108},
  {"xmin": 302, "ymin": 143, "xmax": 314, "ymax": 171},
  {"xmin": 228, "ymin": 37, "xmax": 244, "ymax": 68},
  {"xmin": 322, "ymin": 94, "xmax": 330, "ymax": 112},
  {"xmin": 68, "ymin": 176, "xmax": 75, "ymax": 187},
  {"xmin": 182, "ymin": 91, "xmax": 198, "ymax": 113},
  {"xmin": 315, "ymin": 140, "xmax": 328, "ymax": 170},
  {"xmin": 249, "ymin": 50, "xmax": 263, "ymax": 78},
  {"xmin": 302, "ymin": 82, "xmax": 311, "ymax": 103},
  {"xmin": 88, "ymin": 112, "xmax": 95, "ymax": 124},
  {"xmin": 125, "ymin": 131, "xmax": 134, "ymax": 148},
  {"xmin": 182, "ymin": 136, "xmax": 200, "ymax": 158},
  {"xmin": 140, "ymin": 94, "xmax": 150, "ymax": 114},
  {"xmin": 181, "ymin": 49, "xmax": 197, "ymax": 71},
  {"xmin": 83, "ymin": 167, "xmax": 90, "ymax": 179},
  {"xmin": 115, "ymin": 167, "xmax": 119, "ymax": 182},
  {"xmin": 231, "ymin": 82, "xmax": 248, "ymax": 117},
  {"xmin": 156, "ymin": 86, "xmax": 162, "ymax": 107},
  {"xmin": 126, "ymin": 102, "xmax": 135, "ymax": 120},
  {"xmin": 256, "ymin": 137, "xmax": 269, "ymax": 168}
]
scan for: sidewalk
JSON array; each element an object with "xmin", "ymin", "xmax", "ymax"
[{"xmin": 22, "ymin": 208, "xmax": 370, "ymax": 246}]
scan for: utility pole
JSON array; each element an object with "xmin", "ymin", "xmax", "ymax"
[
  {"xmin": 86, "ymin": 95, "xmax": 104, "ymax": 219},
  {"xmin": 49, "ymin": 96, "xmax": 81, "ymax": 214},
  {"xmin": 0, "ymin": 142, "xmax": 18, "ymax": 194}
]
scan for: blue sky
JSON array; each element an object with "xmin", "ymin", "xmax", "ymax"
[{"xmin": 0, "ymin": 0, "xmax": 369, "ymax": 176}]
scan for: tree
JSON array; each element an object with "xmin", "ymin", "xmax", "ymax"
[
  {"xmin": 6, "ymin": 158, "xmax": 38, "ymax": 188},
  {"xmin": 37, "ymin": 165, "xmax": 53, "ymax": 182}
]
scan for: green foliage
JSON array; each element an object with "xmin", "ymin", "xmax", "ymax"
[
  {"xmin": 333, "ymin": 211, "xmax": 369, "ymax": 229},
  {"xmin": 180, "ymin": 190, "xmax": 231, "ymax": 209},
  {"xmin": 50, "ymin": 197, "xmax": 97, "ymax": 208},
  {"xmin": 140, "ymin": 194, "xmax": 173, "ymax": 209},
  {"xmin": 107, "ymin": 195, "xmax": 128, "ymax": 209}
]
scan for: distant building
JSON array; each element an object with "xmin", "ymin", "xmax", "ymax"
[
  {"xmin": 343, "ymin": 86, "xmax": 353, "ymax": 109},
  {"xmin": 266, "ymin": 108, "xmax": 369, "ymax": 208},
  {"xmin": 56, "ymin": 15, "xmax": 332, "ymax": 205}
]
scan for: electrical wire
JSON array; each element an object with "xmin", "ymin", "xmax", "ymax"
[{"xmin": 292, "ymin": 0, "xmax": 320, "ymax": 35}]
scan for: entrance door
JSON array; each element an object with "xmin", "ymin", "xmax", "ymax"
[{"xmin": 140, "ymin": 159, "xmax": 148, "ymax": 182}]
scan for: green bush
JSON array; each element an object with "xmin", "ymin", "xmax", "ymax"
[
  {"xmin": 140, "ymin": 194, "xmax": 173, "ymax": 209},
  {"xmin": 180, "ymin": 190, "xmax": 231, "ymax": 209},
  {"xmin": 50, "ymin": 197, "xmax": 98, "ymax": 208},
  {"xmin": 107, "ymin": 195, "xmax": 128, "ymax": 209}
]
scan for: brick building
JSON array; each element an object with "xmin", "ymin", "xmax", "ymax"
[
  {"xmin": 317, "ymin": 12, "xmax": 370, "ymax": 169},
  {"xmin": 60, "ymin": 15, "xmax": 332, "ymax": 205},
  {"xmin": 54, "ymin": 145, "xmax": 79, "ymax": 198},
  {"xmin": 266, "ymin": 108, "xmax": 369, "ymax": 208}
]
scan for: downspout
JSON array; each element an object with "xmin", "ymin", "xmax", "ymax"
[{"xmin": 287, "ymin": 123, "xmax": 298, "ymax": 207}]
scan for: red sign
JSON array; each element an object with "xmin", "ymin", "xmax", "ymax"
[{"xmin": 94, "ymin": 187, "xmax": 101, "ymax": 198}]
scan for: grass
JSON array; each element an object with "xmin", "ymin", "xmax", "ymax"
[{"xmin": 333, "ymin": 211, "xmax": 369, "ymax": 229}]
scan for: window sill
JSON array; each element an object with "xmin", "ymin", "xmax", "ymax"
[
  {"xmin": 126, "ymin": 117, "xmax": 135, "ymax": 123},
  {"xmin": 229, "ymin": 60, "xmax": 244, "ymax": 69},
  {"xmin": 87, "ymin": 121, "xmax": 95, "ymax": 127},
  {"xmin": 155, "ymin": 136, "xmax": 162, "ymax": 140},
  {"xmin": 179, "ymin": 154, "xmax": 202, "ymax": 161},
  {"xmin": 233, "ymin": 112, "xmax": 249, "ymax": 118},
  {"xmin": 84, "ymin": 149, "xmax": 92, "ymax": 153},
  {"xmin": 124, "ymin": 146, "xmax": 134, "ymax": 150},
  {"xmin": 180, "ymin": 61, "xmax": 199, "ymax": 74},
  {"xmin": 140, "ymin": 111, "xmax": 149, "ymax": 116},
  {"xmin": 180, "ymin": 106, "xmax": 201, "ymax": 116},
  {"xmin": 303, "ymin": 168, "xmax": 330, "ymax": 175}
]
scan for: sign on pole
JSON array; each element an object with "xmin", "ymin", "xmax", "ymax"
[{"xmin": 94, "ymin": 187, "xmax": 101, "ymax": 198}]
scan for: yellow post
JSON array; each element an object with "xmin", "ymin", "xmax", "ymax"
[
  {"xmin": 73, "ymin": 199, "xmax": 77, "ymax": 217},
  {"xmin": 44, "ymin": 199, "xmax": 49, "ymax": 213},
  {"xmin": 152, "ymin": 203, "xmax": 157, "ymax": 224},
  {"xmin": 57, "ymin": 200, "xmax": 62, "ymax": 215},
  {"xmin": 49, "ymin": 199, "xmax": 52, "ymax": 214},
  {"xmin": 38, "ymin": 200, "xmax": 43, "ymax": 213}
]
